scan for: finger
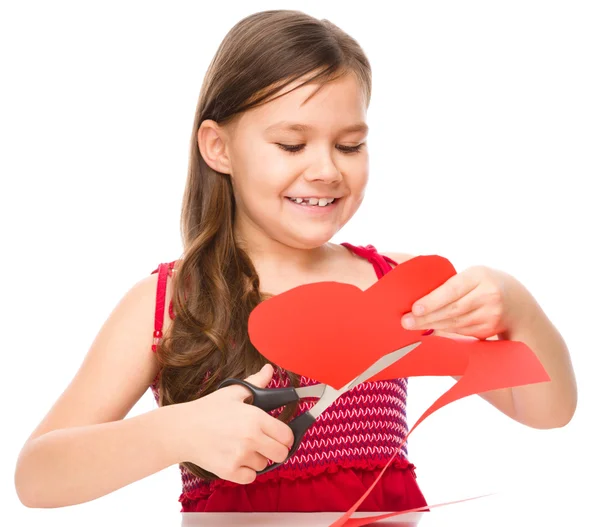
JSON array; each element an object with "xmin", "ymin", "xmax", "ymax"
[
  {"xmin": 229, "ymin": 466, "xmax": 258, "ymax": 485},
  {"xmin": 411, "ymin": 271, "xmax": 479, "ymax": 318},
  {"xmin": 404, "ymin": 287, "xmax": 483, "ymax": 329},
  {"xmin": 244, "ymin": 363, "xmax": 274, "ymax": 388},
  {"xmin": 224, "ymin": 364, "xmax": 275, "ymax": 401},
  {"xmin": 440, "ymin": 323, "xmax": 496, "ymax": 340},
  {"xmin": 256, "ymin": 434, "xmax": 292, "ymax": 464},
  {"xmin": 260, "ymin": 413, "xmax": 294, "ymax": 449},
  {"xmin": 416, "ymin": 306, "xmax": 483, "ymax": 332},
  {"xmin": 242, "ymin": 451, "xmax": 270, "ymax": 472}
]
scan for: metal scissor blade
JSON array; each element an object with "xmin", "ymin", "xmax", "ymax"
[
  {"xmin": 307, "ymin": 340, "xmax": 422, "ymax": 421},
  {"xmin": 344, "ymin": 340, "xmax": 422, "ymax": 392},
  {"xmin": 306, "ymin": 384, "xmax": 345, "ymax": 420},
  {"xmin": 295, "ymin": 383, "xmax": 327, "ymax": 399}
]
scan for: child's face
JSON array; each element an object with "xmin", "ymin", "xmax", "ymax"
[{"xmin": 219, "ymin": 72, "xmax": 369, "ymax": 250}]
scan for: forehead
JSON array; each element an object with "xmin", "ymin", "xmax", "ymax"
[{"xmin": 234, "ymin": 73, "xmax": 368, "ymax": 135}]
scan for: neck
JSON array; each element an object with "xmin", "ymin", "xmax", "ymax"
[{"xmin": 234, "ymin": 215, "xmax": 334, "ymax": 273}]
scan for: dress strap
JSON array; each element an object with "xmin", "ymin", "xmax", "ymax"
[
  {"xmin": 150, "ymin": 261, "xmax": 176, "ymax": 352},
  {"xmin": 340, "ymin": 242, "xmax": 398, "ymax": 278}
]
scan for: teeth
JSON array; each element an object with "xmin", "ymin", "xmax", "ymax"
[{"xmin": 287, "ymin": 196, "xmax": 337, "ymax": 206}]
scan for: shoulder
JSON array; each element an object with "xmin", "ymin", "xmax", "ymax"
[
  {"xmin": 118, "ymin": 264, "xmax": 177, "ymax": 337},
  {"xmin": 117, "ymin": 261, "xmax": 179, "ymax": 352},
  {"xmin": 146, "ymin": 260, "xmax": 179, "ymax": 325},
  {"xmin": 339, "ymin": 243, "xmax": 414, "ymax": 266},
  {"xmin": 379, "ymin": 251, "xmax": 415, "ymax": 266},
  {"xmin": 144, "ymin": 260, "xmax": 179, "ymax": 295},
  {"xmin": 150, "ymin": 259, "xmax": 180, "ymax": 275}
]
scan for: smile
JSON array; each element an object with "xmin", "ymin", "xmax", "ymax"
[{"xmin": 285, "ymin": 196, "xmax": 337, "ymax": 207}]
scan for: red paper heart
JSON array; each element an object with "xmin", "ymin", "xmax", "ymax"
[
  {"xmin": 246, "ymin": 252, "xmax": 551, "ymax": 527},
  {"xmin": 248, "ymin": 255, "xmax": 457, "ymax": 388}
]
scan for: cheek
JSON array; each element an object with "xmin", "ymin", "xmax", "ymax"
[
  {"xmin": 248, "ymin": 138, "xmax": 292, "ymax": 171},
  {"xmin": 232, "ymin": 149, "xmax": 276, "ymax": 193},
  {"xmin": 242, "ymin": 144, "xmax": 296, "ymax": 191},
  {"xmin": 348, "ymin": 162, "xmax": 369, "ymax": 193},
  {"xmin": 342, "ymin": 165, "xmax": 368, "ymax": 215},
  {"xmin": 232, "ymin": 172, "xmax": 282, "ymax": 221}
]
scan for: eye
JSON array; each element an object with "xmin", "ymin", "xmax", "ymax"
[
  {"xmin": 275, "ymin": 143, "xmax": 365, "ymax": 155},
  {"xmin": 337, "ymin": 144, "xmax": 364, "ymax": 154},
  {"xmin": 276, "ymin": 144, "xmax": 305, "ymax": 154}
]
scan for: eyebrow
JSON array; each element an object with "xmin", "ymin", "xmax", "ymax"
[{"xmin": 264, "ymin": 121, "xmax": 369, "ymax": 135}]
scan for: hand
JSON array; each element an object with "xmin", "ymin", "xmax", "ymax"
[
  {"xmin": 176, "ymin": 364, "xmax": 294, "ymax": 484},
  {"xmin": 401, "ymin": 265, "xmax": 518, "ymax": 340}
]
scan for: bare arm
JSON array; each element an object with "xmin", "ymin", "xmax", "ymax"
[
  {"xmin": 383, "ymin": 251, "xmax": 576, "ymax": 428},
  {"xmin": 490, "ymin": 278, "xmax": 576, "ymax": 428},
  {"xmin": 14, "ymin": 273, "xmax": 179, "ymax": 508},
  {"xmin": 15, "ymin": 271, "xmax": 295, "ymax": 508},
  {"xmin": 15, "ymin": 403, "xmax": 185, "ymax": 507},
  {"xmin": 439, "ymin": 296, "xmax": 576, "ymax": 429}
]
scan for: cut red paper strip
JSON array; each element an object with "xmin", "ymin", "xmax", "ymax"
[
  {"xmin": 247, "ymin": 254, "xmax": 551, "ymax": 526},
  {"xmin": 328, "ymin": 338, "xmax": 550, "ymax": 526},
  {"xmin": 248, "ymin": 255, "xmax": 457, "ymax": 390},
  {"xmin": 341, "ymin": 492, "xmax": 494, "ymax": 527}
]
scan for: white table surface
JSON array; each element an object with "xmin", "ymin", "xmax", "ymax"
[
  {"xmin": 182, "ymin": 510, "xmax": 424, "ymax": 526},
  {"xmin": 179, "ymin": 492, "xmax": 582, "ymax": 526},
  {"xmin": 10, "ymin": 487, "xmax": 589, "ymax": 526}
]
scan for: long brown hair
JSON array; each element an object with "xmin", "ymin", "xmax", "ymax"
[{"xmin": 156, "ymin": 9, "xmax": 372, "ymax": 480}]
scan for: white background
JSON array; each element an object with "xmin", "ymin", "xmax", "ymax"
[{"xmin": 2, "ymin": 1, "xmax": 598, "ymax": 526}]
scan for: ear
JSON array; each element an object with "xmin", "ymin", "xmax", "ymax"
[{"xmin": 197, "ymin": 120, "xmax": 232, "ymax": 174}]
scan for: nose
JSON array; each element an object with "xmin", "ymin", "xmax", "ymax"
[{"xmin": 303, "ymin": 147, "xmax": 343, "ymax": 184}]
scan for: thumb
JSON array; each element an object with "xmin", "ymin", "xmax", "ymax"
[
  {"xmin": 244, "ymin": 363, "xmax": 275, "ymax": 389},
  {"xmin": 224, "ymin": 364, "xmax": 275, "ymax": 402}
]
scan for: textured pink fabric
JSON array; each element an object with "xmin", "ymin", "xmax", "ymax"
[{"xmin": 148, "ymin": 244, "xmax": 428, "ymax": 512}]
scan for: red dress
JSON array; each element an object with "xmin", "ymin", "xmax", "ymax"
[{"xmin": 149, "ymin": 243, "xmax": 428, "ymax": 513}]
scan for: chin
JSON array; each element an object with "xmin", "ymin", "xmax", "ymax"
[{"xmin": 283, "ymin": 229, "xmax": 340, "ymax": 249}]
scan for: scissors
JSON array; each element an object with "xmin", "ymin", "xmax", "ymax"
[{"xmin": 217, "ymin": 340, "xmax": 421, "ymax": 475}]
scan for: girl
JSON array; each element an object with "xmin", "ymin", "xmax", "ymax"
[{"xmin": 15, "ymin": 9, "xmax": 576, "ymax": 513}]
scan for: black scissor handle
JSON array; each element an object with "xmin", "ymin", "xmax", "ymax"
[
  {"xmin": 217, "ymin": 378, "xmax": 300, "ymax": 412},
  {"xmin": 217, "ymin": 378, "xmax": 316, "ymax": 475},
  {"xmin": 257, "ymin": 411, "xmax": 316, "ymax": 475}
]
